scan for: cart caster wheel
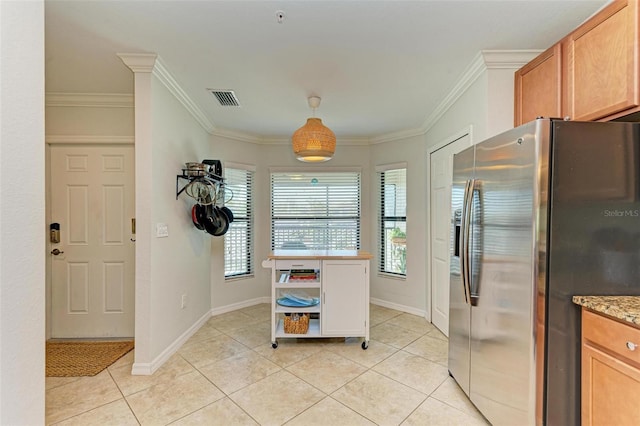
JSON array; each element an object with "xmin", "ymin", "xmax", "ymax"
[
  {"xmin": 361, "ymin": 341, "xmax": 368, "ymax": 350},
  {"xmin": 272, "ymin": 342, "xmax": 278, "ymax": 349}
]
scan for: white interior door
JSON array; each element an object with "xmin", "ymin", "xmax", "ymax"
[
  {"xmin": 50, "ymin": 145, "xmax": 135, "ymax": 338},
  {"xmin": 430, "ymin": 134, "xmax": 471, "ymax": 336}
]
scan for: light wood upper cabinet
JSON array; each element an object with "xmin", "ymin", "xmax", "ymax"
[
  {"xmin": 564, "ymin": 0, "xmax": 640, "ymax": 121},
  {"xmin": 581, "ymin": 309, "xmax": 640, "ymax": 425},
  {"xmin": 514, "ymin": 45, "xmax": 562, "ymax": 126},
  {"xmin": 515, "ymin": 0, "xmax": 640, "ymax": 124}
]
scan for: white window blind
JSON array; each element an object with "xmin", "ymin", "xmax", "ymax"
[
  {"xmin": 379, "ymin": 167, "xmax": 407, "ymax": 276},
  {"xmin": 224, "ymin": 166, "xmax": 254, "ymax": 278},
  {"xmin": 270, "ymin": 171, "xmax": 361, "ymax": 250}
]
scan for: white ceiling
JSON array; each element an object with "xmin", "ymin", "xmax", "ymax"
[{"xmin": 45, "ymin": 0, "xmax": 608, "ymax": 141}]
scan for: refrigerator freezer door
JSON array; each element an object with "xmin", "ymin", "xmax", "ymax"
[
  {"xmin": 469, "ymin": 121, "xmax": 539, "ymax": 425},
  {"xmin": 546, "ymin": 120, "xmax": 640, "ymax": 425},
  {"xmin": 448, "ymin": 145, "xmax": 475, "ymax": 396}
]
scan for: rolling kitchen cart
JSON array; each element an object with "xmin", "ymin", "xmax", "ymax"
[{"xmin": 262, "ymin": 250, "xmax": 372, "ymax": 349}]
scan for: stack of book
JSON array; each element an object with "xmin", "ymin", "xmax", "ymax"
[{"xmin": 288, "ymin": 269, "xmax": 317, "ymax": 281}]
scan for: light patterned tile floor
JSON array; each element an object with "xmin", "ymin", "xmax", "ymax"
[{"xmin": 45, "ymin": 304, "xmax": 488, "ymax": 425}]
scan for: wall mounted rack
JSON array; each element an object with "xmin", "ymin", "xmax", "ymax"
[{"xmin": 176, "ymin": 170, "xmax": 224, "ymax": 200}]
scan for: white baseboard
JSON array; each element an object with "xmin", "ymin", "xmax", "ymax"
[
  {"xmin": 370, "ymin": 297, "xmax": 427, "ymax": 319},
  {"xmin": 131, "ymin": 298, "xmax": 270, "ymax": 375},
  {"xmin": 131, "ymin": 296, "xmax": 421, "ymax": 375},
  {"xmin": 131, "ymin": 309, "xmax": 211, "ymax": 376},
  {"xmin": 210, "ymin": 296, "xmax": 271, "ymax": 316}
]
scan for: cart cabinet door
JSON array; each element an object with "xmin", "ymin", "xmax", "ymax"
[{"xmin": 322, "ymin": 260, "xmax": 368, "ymax": 336}]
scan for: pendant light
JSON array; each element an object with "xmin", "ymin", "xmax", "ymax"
[{"xmin": 292, "ymin": 96, "xmax": 336, "ymax": 162}]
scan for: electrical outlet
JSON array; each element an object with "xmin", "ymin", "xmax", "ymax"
[{"xmin": 181, "ymin": 294, "xmax": 187, "ymax": 309}]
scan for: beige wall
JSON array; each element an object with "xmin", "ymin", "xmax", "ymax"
[
  {"xmin": 147, "ymin": 75, "xmax": 213, "ymax": 359},
  {"xmin": 0, "ymin": 1, "xmax": 46, "ymax": 423},
  {"xmin": 209, "ymin": 66, "xmax": 513, "ymax": 318},
  {"xmin": 208, "ymin": 137, "xmax": 372, "ymax": 311},
  {"xmin": 42, "ymin": 50, "xmax": 529, "ymax": 378},
  {"xmin": 369, "ymin": 135, "xmax": 427, "ymax": 315},
  {"xmin": 45, "ymin": 104, "xmax": 134, "ymax": 137},
  {"xmin": 208, "ymin": 135, "xmax": 269, "ymax": 311},
  {"xmin": 370, "ymin": 52, "xmax": 532, "ymax": 317}
]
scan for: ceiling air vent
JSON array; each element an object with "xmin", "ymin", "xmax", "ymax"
[{"xmin": 209, "ymin": 90, "xmax": 241, "ymax": 107}]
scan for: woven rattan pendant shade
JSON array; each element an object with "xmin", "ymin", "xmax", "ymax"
[
  {"xmin": 292, "ymin": 117, "xmax": 336, "ymax": 162},
  {"xmin": 292, "ymin": 97, "xmax": 335, "ymax": 162}
]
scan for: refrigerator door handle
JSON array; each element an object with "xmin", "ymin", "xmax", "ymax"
[
  {"xmin": 468, "ymin": 179, "xmax": 479, "ymax": 307},
  {"xmin": 461, "ymin": 178, "xmax": 473, "ymax": 304},
  {"xmin": 460, "ymin": 179, "xmax": 468, "ymax": 303}
]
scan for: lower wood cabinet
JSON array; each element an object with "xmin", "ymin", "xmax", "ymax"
[{"xmin": 581, "ymin": 309, "xmax": 640, "ymax": 425}]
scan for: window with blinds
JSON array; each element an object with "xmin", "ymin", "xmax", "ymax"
[
  {"xmin": 224, "ymin": 166, "xmax": 254, "ymax": 279},
  {"xmin": 270, "ymin": 171, "xmax": 361, "ymax": 251},
  {"xmin": 379, "ymin": 167, "xmax": 407, "ymax": 276}
]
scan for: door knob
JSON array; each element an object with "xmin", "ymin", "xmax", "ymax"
[{"xmin": 51, "ymin": 248, "xmax": 64, "ymax": 256}]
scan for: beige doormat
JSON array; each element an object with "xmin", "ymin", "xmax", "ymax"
[{"xmin": 46, "ymin": 340, "xmax": 134, "ymax": 377}]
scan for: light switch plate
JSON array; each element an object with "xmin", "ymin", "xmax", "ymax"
[{"xmin": 156, "ymin": 223, "xmax": 169, "ymax": 238}]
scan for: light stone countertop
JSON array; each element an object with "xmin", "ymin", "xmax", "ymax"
[
  {"xmin": 267, "ymin": 250, "xmax": 373, "ymax": 260},
  {"xmin": 573, "ymin": 296, "xmax": 640, "ymax": 326}
]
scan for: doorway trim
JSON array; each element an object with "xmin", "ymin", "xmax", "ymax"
[
  {"xmin": 425, "ymin": 125, "xmax": 473, "ymax": 325},
  {"xmin": 45, "ymin": 136, "xmax": 134, "ymax": 340}
]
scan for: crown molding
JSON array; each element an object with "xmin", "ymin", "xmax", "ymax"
[
  {"xmin": 259, "ymin": 137, "xmax": 290, "ymax": 145},
  {"xmin": 481, "ymin": 49, "xmax": 543, "ymax": 69},
  {"xmin": 118, "ymin": 49, "xmax": 539, "ymax": 146},
  {"xmin": 118, "ymin": 52, "xmax": 222, "ymax": 136},
  {"xmin": 210, "ymin": 127, "xmax": 263, "ymax": 144},
  {"xmin": 152, "ymin": 58, "xmax": 217, "ymax": 134},
  {"xmin": 370, "ymin": 128, "xmax": 427, "ymax": 145},
  {"xmin": 46, "ymin": 135, "xmax": 134, "ymax": 144},
  {"xmin": 259, "ymin": 136, "xmax": 371, "ymax": 146},
  {"xmin": 337, "ymin": 137, "xmax": 371, "ymax": 146},
  {"xmin": 45, "ymin": 92, "xmax": 133, "ymax": 108},
  {"xmin": 211, "ymin": 130, "xmax": 371, "ymax": 146},
  {"xmin": 419, "ymin": 50, "xmax": 540, "ymax": 133},
  {"xmin": 373, "ymin": 49, "xmax": 540, "ymax": 142},
  {"xmin": 419, "ymin": 51, "xmax": 488, "ymax": 136},
  {"xmin": 117, "ymin": 53, "xmax": 158, "ymax": 73},
  {"xmin": 374, "ymin": 52, "xmax": 486, "ymax": 142}
]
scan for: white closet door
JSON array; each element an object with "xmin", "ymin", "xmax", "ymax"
[{"xmin": 430, "ymin": 134, "xmax": 471, "ymax": 336}]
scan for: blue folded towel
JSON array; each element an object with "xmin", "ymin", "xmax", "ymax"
[{"xmin": 277, "ymin": 295, "xmax": 319, "ymax": 307}]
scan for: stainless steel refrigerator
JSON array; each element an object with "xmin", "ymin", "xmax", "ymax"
[{"xmin": 448, "ymin": 118, "xmax": 640, "ymax": 425}]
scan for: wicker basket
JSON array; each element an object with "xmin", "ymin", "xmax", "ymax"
[{"xmin": 283, "ymin": 313, "xmax": 310, "ymax": 334}]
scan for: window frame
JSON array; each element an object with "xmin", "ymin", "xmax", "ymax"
[
  {"xmin": 377, "ymin": 163, "xmax": 407, "ymax": 277},
  {"xmin": 223, "ymin": 162, "xmax": 255, "ymax": 280},
  {"xmin": 269, "ymin": 167, "xmax": 362, "ymax": 251}
]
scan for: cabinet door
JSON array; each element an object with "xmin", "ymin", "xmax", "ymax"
[
  {"xmin": 514, "ymin": 44, "xmax": 562, "ymax": 126},
  {"xmin": 322, "ymin": 261, "xmax": 367, "ymax": 336},
  {"xmin": 564, "ymin": 0, "xmax": 639, "ymax": 121},
  {"xmin": 581, "ymin": 343, "xmax": 640, "ymax": 425}
]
